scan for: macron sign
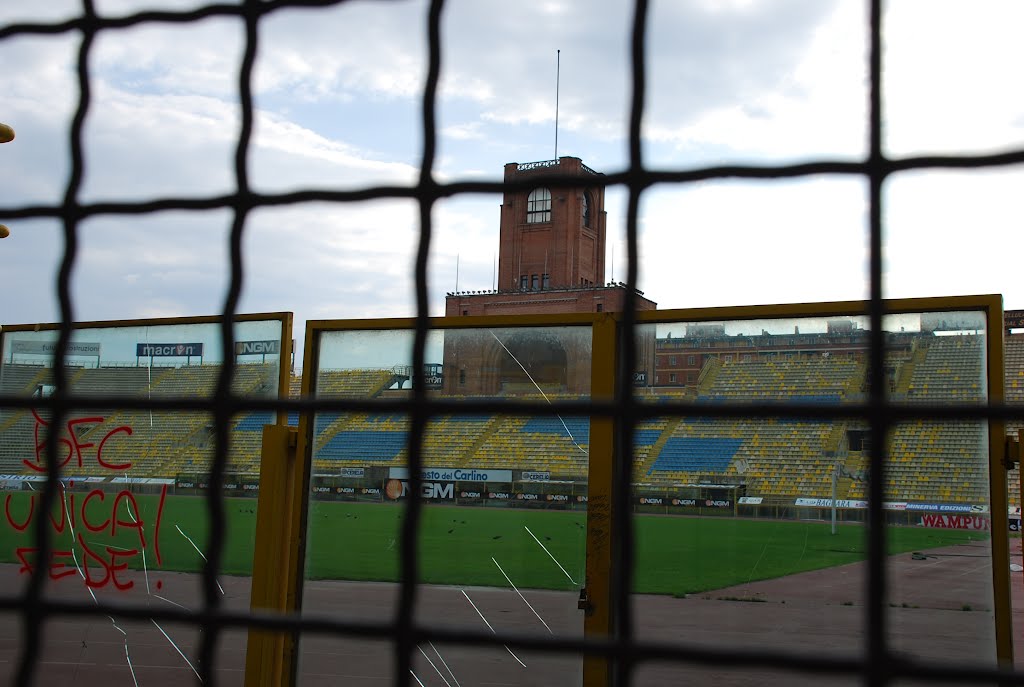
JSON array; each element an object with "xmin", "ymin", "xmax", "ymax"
[{"xmin": 136, "ymin": 343, "xmax": 204, "ymax": 357}]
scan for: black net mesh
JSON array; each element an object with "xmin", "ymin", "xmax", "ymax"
[{"xmin": 2, "ymin": 1, "xmax": 1024, "ymax": 685}]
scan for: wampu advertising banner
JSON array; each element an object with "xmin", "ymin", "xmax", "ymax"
[{"xmin": 918, "ymin": 513, "xmax": 990, "ymax": 531}]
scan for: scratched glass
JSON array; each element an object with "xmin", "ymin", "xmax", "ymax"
[
  {"xmin": 629, "ymin": 312, "xmax": 999, "ymax": 686},
  {"xmin": 0, "ymin": 317, "xmax": 286, "ymax": 684},
  {"xmin": 299, "ymin": 325, "xmax": 590, "ymax": 686}
]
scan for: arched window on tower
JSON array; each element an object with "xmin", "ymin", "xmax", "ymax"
[
  {"xmin": 526, "ymin": 187, "xmax": 551, "ymax": 223},
  {"xmin": 582, "ymin": 191, "xmax": 591, "ymax": 227}
]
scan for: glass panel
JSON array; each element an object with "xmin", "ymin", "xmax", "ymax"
[
  {"xmin": 0, "ymin": 318, "xmax": 285, "ymax": 682},
  {"xmin": 883, "ymin": 314, "xmax": 994, "ymax": 666},
  {"xmin": 630, "ymin": 311, "xmax": 996, "ymax": 685},
  {"xmin": 300, "ymin": 324, "xmax": 590, "ymax": 685}
]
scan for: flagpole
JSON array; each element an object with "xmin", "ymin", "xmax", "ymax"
[{"xmin": 554, "ymin": 50, "xmax": 560, "ymax": 160}]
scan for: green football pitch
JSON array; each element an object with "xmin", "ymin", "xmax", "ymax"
[{"xmin": 0, "ymin": 493, "xmax": 984, "ymax": 596}]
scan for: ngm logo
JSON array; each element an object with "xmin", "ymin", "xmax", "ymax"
[
  {"xmin": 235, "ymin": 340, "xmax": 280, "ymax": 356},
  {"xmin": 384, "ymin": 479, "xmax": 454, "ymax": 500}
]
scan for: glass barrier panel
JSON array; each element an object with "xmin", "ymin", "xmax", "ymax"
[
  {"xmin": 299, "ymin": 324, "xmax": 590, "ymax": 685},
  {"xmin": 0, "ymin": 318, "xmax": 286, "ymax": 683},
  {"xmin": 629, "ymin": 312, "xmax": 998, "ymax": 685}
]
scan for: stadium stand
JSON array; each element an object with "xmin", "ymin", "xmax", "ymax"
[
  {"xmin": 0, "ymin": 362, "xmax": 281, "ymax": 478},
  {"xmin": 299, "ymin": 335, "xmax": 1003, "ymax": 505},
  {"xmin": 1005, "ymin": 333, "xmax": 1024, "ymax": 507},
  {"xmin": 636, "ymin": 357, "xmax": 861, "ymax": 497},
  {"xmin": 848, "ymin": 334, "xmax": 988, "ymax": 503},
  {"xmin": 2, "ymin": 330, "xmax": 1005, "ymax": 502}
]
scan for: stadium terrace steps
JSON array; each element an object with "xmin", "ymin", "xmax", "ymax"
[
  {"xmin": 317, "ymin": 369, "xmax": 396, "ymax": 398},
  {"xmin": 642, "ymin": 356, "xmax": 862, "ymax": 496},
  {"xmin": 0, "ymin": 332, "xmax": 1007, "ymax": 505},
  {"xmin": 0, "ymin": 364, "xmax": 50, "ymax": 394}
]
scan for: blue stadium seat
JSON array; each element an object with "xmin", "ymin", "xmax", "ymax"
[{"xmin": 648, "ymin": 437, "xmax": 743, "ymax": 474}]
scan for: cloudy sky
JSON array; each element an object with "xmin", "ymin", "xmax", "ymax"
[{"xmin": 1, "ymin": 0, "xmax": 1023, "ymax": 359}]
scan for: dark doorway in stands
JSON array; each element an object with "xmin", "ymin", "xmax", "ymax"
[{"xmin": 498, "ymin": 332, "xmax": 568, "ymax": 393}]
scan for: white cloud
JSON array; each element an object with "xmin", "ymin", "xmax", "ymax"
[
  {"xmin": 253, "ymin": 1, "xmax": 428, "ymax": 102},
  {"xmin": 883, "ymin": 169, "xmax": 1024, "ymax": 302},
  {"xmin": 883, "ymin": 0, "xmax": 1024, "ymax": 156},
  {"xmin": 251, "ymin": 112, "xmax": 419, "ymax": 192},
  {"xmin": 3, "ymin": 0, "xmax": 1024, "ymax": 342},
  {"xmin": 91, "ymin": 16, "xmax": 243, "ymax": 97},
  {"xmin": 645, "ymin": 1, "xmax": 865, "ymax": 163},
  {"xmin": 440, "ymin": 121, "xmax": 485, "ymax": 141},
  {"xmin": 633, "ymin": 178, "xmax": 869, "ymax": 308}
]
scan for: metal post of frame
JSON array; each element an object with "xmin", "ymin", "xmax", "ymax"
[
  {"xmin": 582, "ymin": 313, "xmax": 617, "ymax": 687},
  {"xmin": 983, "ymin": 297, "xmax": 1014, "ymax": 667},
  {"xmin": 245, "ymin": 423, "xmax": 309, "ymax": 686}
]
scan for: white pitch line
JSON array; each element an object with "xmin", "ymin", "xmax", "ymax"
[
  {"xmin": 124, "ymin": 643, "xmax": 139, "ymax": 687},
  {"xmin": 418, "ymin": 645, "xmax": 453, "ymax": 687},
  {"xmin": 430, "ymin": 642, "xmax": 462, "ymax": 687},
  {"xmin": 460, "ymin": 590, "xmax": 527, "ymax": 668},
  {"xmin": 461, "ymin": 589, "xmax": 496, "ymax": 633},
  {"xmin": 63, "ymin": 489, "xmax": 131, "ymax": 650},
  {"xmin": 504, "ymin": 644, "xmax": 528, "ymax": 667},
  {"xmin": 122, "ymin": 497, "xmax": 152, "ymax": 595},
  {"xmin": 153, "ymin": 594, "xmax": 189, "ymax": 611},
  {"xmin": 151, "ymin": 619, "xmax": 202, "ymax": 681},
  {"xmin": 60, "ymin": 481, "xmax": 144, "ymax": 687},
  {"xmin": 524, "ymin": 527, "xmax": 576, "ymax": 585},
  {"xmin": 492, "ymin": 557, "xmax": 552, "ymax": 634},
  {"xmin": 410, "ymin": 670, "xmax": 427, "ymax": 687},
  {"xmin": 175, "ymin": 525, "xmax": 225, "ymax": 595}
]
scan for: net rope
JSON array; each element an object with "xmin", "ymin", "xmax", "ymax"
[{"xmin": 2, "ymin": 0, "xmax": 1024, "ymax": 685}]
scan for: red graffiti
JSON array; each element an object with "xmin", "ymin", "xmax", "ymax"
[
  {"xmin": 7, "ymin": 410, "xmax": 168, "ymax": 592},
  {"xmin": 15, "ymin": 536, "xmax": 138, "ymax": 590},
  {"xmin": 24, "ymin": 410, "xmax": 133, "ymax": 473},
  {"xmin": 6, "ymin": 483, "xmax": 167, "ymax": 590}
]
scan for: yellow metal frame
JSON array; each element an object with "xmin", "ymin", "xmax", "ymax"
[
  {"xmin": 636, "ymin": 294, "xmax": 1011, "ymax": 668},
  {"xmin": 0, "ymin": 313, "xmax": 298, "ymax": 684},
  {"xmin": 249, "ymin": 295, "xmax": 1011, "ymax": 685},
  {"xmin": 1, "ymin": 311, "xmax": 295, "ymax": 424},
  {"xmin": 1, "ymin": 311, "xmax": 292, "ymax": 334}
]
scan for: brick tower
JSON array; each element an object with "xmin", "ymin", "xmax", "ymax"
[
  {"xmin": 441, "ymin": 157, "xmax": 656, "ymax": 395},
  {"xmin": 446, "ymin": 157, "xmax": 655, "ymax": 317}
]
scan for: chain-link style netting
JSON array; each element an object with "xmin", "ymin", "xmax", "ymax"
[{"xmin": 3, "ymin": 1, "xmax": 1024, "ymax": 686}]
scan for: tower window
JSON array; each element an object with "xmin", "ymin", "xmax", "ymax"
[
  {"xmin": 531, "ymin": 274, "xmax": 539, "ymax": 290},
  {"xmin": 582, "ymin": 191, "xmax": 591, "ymax": 227},
  {"xmin": 542, "ymin": 273, "xmax": 550, "ymax": 289},
  {"xmin": 526, "ymin": 187, "xmax": 551, "ymax": 223},
  {"xmin": 520, "ymin": 275, "xmax": 528, "ymax": 290}
]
